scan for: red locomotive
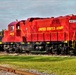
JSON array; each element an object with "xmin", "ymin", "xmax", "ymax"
[{"xmin": 1, "ymin": 14, "xmax": 76, "ymax": 55}]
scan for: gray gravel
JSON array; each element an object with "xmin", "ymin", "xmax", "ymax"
[{"xmin": 28, "ymin": 69, "xmax": 56, "ymax": 75}]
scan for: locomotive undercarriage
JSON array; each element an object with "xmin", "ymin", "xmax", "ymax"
[{"xmin": 0, "ymin": 41, "xmax": 76, "ymax": 55}]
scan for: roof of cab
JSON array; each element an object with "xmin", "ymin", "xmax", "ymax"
[{"xmin": 8, "ymin": 21, "xmax": 18, "ymax": 26}]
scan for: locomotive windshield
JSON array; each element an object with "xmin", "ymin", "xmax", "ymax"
[{"xmin": 10, "ymin": 26, "xmax": 14, "ymax": 31}]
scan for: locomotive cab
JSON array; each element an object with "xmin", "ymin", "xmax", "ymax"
[{"xmin": 2, "ymin": 21, "xmax": 23, "ymax": 43}]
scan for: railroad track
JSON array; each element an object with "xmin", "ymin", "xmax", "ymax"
[{"xmin": 0, "ymin": 66, "xmax": 39, "ymax": 75}]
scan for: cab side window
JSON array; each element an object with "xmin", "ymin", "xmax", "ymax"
[{"xmin": 16, "ymin": 25, "xmax": 20, "ymax": 30}]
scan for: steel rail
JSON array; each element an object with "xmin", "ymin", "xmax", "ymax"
[{"xmin": 0, "ymin": 66, "xmax": 39, "ymax": 75}]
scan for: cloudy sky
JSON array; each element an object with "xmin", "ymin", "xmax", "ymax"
[{"xmin": 0, "ymin": 0, "xmax": 76, "ymax": 30}]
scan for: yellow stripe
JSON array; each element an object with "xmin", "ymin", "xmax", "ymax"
[{"xmin": 0, "ymin": 42, "xmax": 2, "ymax": 44}]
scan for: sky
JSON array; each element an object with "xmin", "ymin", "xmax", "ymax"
[{"xmin": 0, "ymin": 0, "xmax": 76, "ymax": 30}]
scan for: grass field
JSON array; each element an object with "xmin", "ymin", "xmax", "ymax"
[{"xmin": 0, "ymin": 55, "xmax": 76, "ymax": 75}]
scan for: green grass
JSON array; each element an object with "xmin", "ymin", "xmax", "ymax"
[{"xmin": 0, "ymin": 55, "xmax": 76, "ymax": 75}]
